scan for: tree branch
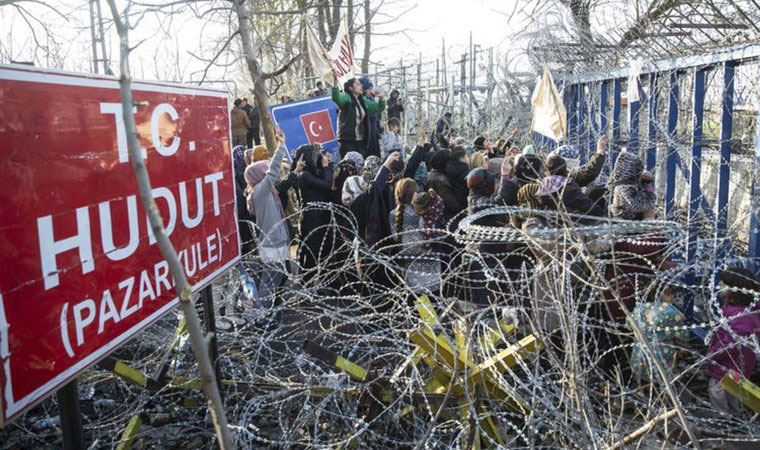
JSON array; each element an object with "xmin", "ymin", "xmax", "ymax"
[{"xmin": 103, "ymin": 1, "xmax": 235, "ymax": 448}]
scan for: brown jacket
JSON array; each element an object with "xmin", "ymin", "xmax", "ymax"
[{"xmin": 231, "ymin": 106, "xmax": 251, "ymax": 136}]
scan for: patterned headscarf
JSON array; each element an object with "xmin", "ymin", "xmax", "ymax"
[
  {"xmin": 610, "ymin": 184, "xmax": 657, "ymax": 220},
  {"xmin": 609, "ymin": 150, "xmax": 644, "ymax": 187},
  {"xmin": 344, "ymin": 151, "xmax": 365, "ymax": 172},
  {"xmin": 535, "ymin": 175, "xmax": 571, "ymax": 197},
  {"xmin": 362, "ymin": 156, "xmax": 382, "ymax": 185},
  {"xmin": 341, "ymin": 175, "xmax": 366, "ymax": 207}
]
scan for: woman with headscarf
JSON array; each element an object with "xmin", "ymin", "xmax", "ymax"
[
  {"xmin": 608, "ymin": 149, "xmax": 657, "ymax": 220},
  {"xmin": 598, "ymin": 149, "xmax": 671, "ymax": 378},
  {"xmin": 389, "ymin": 178, "xmax": 441, "ymax": 293},
  {"xmin": 331, "ymin": 151, "xmax": 364, "ymax": 205},
  {"xmin": 349, "ymin": 156, "xmax": 382, "ymax": 242},
  {"xmin": 331, "ymin": 76, "xmax": 386, "ymax": 158},
  {"xmin": 244, "ymin": 131, "xmax": 289, "ymax": 308},
  {"xmin": 464, "ymin": 168, "xmax": 511, "ymax": 305},
  {"xmin": 427, "ymin": 150, "xmax": 466, "ymax": 221},
  {"xmin": 294, "ymin": 144, "xmax": 334, "ymax": 274}
]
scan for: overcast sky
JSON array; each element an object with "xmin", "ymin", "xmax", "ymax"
[{"xmin": 0, "ymin": 0, "xmax": 521, "ymax": 90}]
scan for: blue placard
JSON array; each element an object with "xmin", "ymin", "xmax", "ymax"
[{"xmin": 270, "ymin": 95, "xmax": 339, "ymax": 161}]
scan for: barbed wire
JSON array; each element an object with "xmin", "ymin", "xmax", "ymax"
[{"xmin": 2, "ymin": 196, "xmax": 759, "ymax": 448}]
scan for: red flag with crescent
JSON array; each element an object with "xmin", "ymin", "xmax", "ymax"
[{"xmin": 300, "ymin": 109, "xmax": 336, "ymax": 145}]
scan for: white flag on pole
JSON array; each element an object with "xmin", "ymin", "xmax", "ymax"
[
  {"xmin": 305, "ymin": 17, "xmax": 355, "ymax": 85},
  {"xmin": 531, "ymin": 67, "xmax": 567, "ymax": 141},
  {"xmin": 305, "ymin": 22, "xmax": 334, "ymax": 81},
  {"xmin": 627, "ymin": 58, "xmax": 644, "ymax": 103}
]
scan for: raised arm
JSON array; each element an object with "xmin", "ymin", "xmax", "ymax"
[
  {"xmin": 363, "ymin": 96, "xmax": 386, "ymax": 114},
  {"xmin": 572, "ymin": 137, "xmax": 608, "ymax": 187},
  {"xmin": 260, "ymin": 130, "xmax": 287, "ymax": 191},
  {"xmin": 571, "ymin": 152, "xmax": 605, "ymax": 187},
  {"xmin": 403, "ymin": 144, "xmax": 427, "ymax": 179},
  {"xmin": 331, "ymin": 86, "xmax": 350, "ymax": 108}
]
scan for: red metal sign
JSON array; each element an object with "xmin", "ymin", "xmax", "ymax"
[{"xmin": 0, "ymin": 65, "xmax": 241, "ymax": 425}]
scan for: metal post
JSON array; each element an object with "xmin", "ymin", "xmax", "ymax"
[
  {"xmin": 665, "ymin": 71, "xmax": 680, "ymax": 217},
  {"xmin": 460, "ymin": 53, "xmax": 466, "ymax": 128},
  {"xmin": 716, "ymin": 62, "xmax": 735, "ymax": 247},
  {"xmin": 567, "ymin": 84, "xmax": 577, "ymax": 145},
  {"xmin": 646, "ymin": 73, "xmax": 659, "ymax": 171},
  {"xmin": 578, "ymin": 84, "xmax": 587, "ymax": 163},
  {"xmin": 611, "ymin": 79, "xmax": 622, "ymax": 168},
  {"xmin": 600, "ymin": 80, "xmax": 610, "ymax": 175},
  {"xmin": 628, "ymin": 77, "xmax": 641, "ymax": 154},
  {"xmin": 749, "ymin": 108, "xmax": 760, "ymax": 260},
  {"xmin": 685, "ymin": 67, "xmax": 707, "ymax": 316},
  {"xmin": 200, "ymin": 285, "xmax": 224, "ymax": 399},
  {"xmin": 600, "ymin": 80, "xmax": 609, "ymax": 133},
  {"xmin": 58, "ymin": 380, "xmax": 85, "ymax": 450},
  {"xmin": 587, "ymin": 82, "xmax": 596, "ymax": 159}
]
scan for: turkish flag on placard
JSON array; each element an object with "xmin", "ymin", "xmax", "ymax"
[{"xmin": 300, "ymin": 109, "xmax": 336, "ymax": 145}]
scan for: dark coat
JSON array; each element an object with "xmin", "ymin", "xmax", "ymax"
[
  {"xmin": 494, "ymin": 176, "xmax": 519, "ymax": 207},
  {"xmin": 366, "ymin": 107, "xmax": 383, "ymax": 157},
  {"xmin": 387, "ymin": 96, "xmax": 404, "ymax": 120},
  {"xmin": 538, "ymin": 180, "xmax": 605, "ymax": 217},
  {"xmin": 248, "ymin": 106, "xmax": 260, "ymax": 134},
  {"xmin": 365, "ymin": 166, "xmax": 394, "ymax": 246},
  {"xmin": 446, "ymin": 159, "xmax": 470, "ymax": 209},
  {"xmin": 427, "ymin": 169, "xmax": 466, "ymax": 220},
  {"xmin": 535, "ymin": 154, "xmax": 607, "ymax": 217}
]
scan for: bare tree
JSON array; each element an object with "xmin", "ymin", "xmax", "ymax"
[{"xmin": 361, "ymin": 0, "xmax": 370, "ymax": 73}]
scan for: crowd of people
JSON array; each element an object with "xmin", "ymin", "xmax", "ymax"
[{"xmin": 231, "ymin": 76, "xmax": 760, "ymax": 417}]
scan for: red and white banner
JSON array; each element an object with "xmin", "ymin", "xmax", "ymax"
[
  {"xmin": 0, "ymin": 65, "xmax": 241, "ymax": 425},
  {"xmin": 305, "ymin": 18, "xmax": 354, "ymax": 85}
]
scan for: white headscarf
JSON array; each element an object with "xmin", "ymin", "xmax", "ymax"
[{"xmin": 341, "ymin": 175, "xmax": 366, "ymax": 207}]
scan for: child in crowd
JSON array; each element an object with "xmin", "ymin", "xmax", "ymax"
[
  {"xmin": 412, "ymin": 189, "xmax": 445, "ymax": 250},
  {"xmin": 380, "ymin": 117, "xmax": 404, "ymax": 159},
  {"xmin": 629, "ymin": 283, "xmax": 689, "ymax": 385},
  {"xmin": 708, "ymin": 267, "xmax": 760, "ymax": 413}
]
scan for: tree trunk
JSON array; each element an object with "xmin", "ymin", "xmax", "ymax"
[
  {"xmin": 347, "ymin": 0, "xmax": 354, "ymax": 48},
  {"xmin": 233, "ymin": 0, "xmax": 277, "ymax": 154},
  {"xmin": 324, "ymin": 0, "xmax": 337, "ymax": 42},
  {"xmin": 316, "ymin": 0, "xmax": 326, "ymax": 43},
  {"xmin": 362, "ymin": 0, "xmax": 370, "ymax": 74},
  {"xmin": 103, "ymin": 1, "xmax": 235, "ymax": 448},
  {"xmin": 567, "ymin": 0, "xmax": 591, "ymax": 43},
  {"xmin": 332, "ymin": 0, "xmax": 343, "ymax": 41}
]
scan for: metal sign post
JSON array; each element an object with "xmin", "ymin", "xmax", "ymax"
[{"xmin": 57, "ymin": 380, "xmax": 85, "ymax": 450}]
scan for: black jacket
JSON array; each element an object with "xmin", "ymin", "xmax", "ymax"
[
  {"xmin": 387, "ymin": 97, "xmax": 404, "ymax": 120},
  {"xmin": 445, "ymin": 160, "xmax": 470, "ymax": 209},
  {"xmin": 538, "ymin": 180, "xmax": 604, "ymax": 217},
  {"xmin": 427, "ymin": 169, "xmax": 466, "ymax": 220}
]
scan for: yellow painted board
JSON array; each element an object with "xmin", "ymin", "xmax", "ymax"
[
  {"xmin": 481, "ymin": 320, "xmax": 516, "ymax": 348},
  {"xmin": 116, "ymin": 415, "xmax": 142, "ymax": 450},
  {"xmin": 415, "ymin": 295, "xmax": 439, "ymax": 329},
  {"xmin": 720, "ymin": 369, "xmax": 760, "ymax": 413},
  {"xmin": 469, "ymin": 335, "xmax": 538, "ymax": 377},
  {"xmin": 113, "ymin": 361, "xmax": 148, "ymax": 388},
  {"xmin": 336, "ymin": 356, "xmax": 368, "ymax": 382}
]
